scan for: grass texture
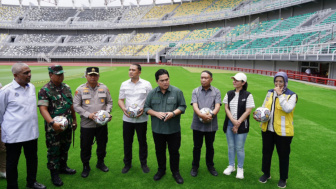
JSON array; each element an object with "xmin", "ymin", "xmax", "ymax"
[{"xmin": 0, "ymin": 65, "xmax": 335, "ymax": 189}]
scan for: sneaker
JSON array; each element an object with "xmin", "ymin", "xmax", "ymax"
[
  {"xmin": 259, "ymin": 174, "xmax": 271, "ymax": 183},
  {"xmin": 278, "ymin": 179, "xmax": 287, "ymax": 188},
  {"xmin": 236, "ymin": 168, "xmax": 244, "ymax": 179},
  {"xmin": 0, "ymin": 172, "xmax": 6, "ymax": 178},
  {"xmin": 223, "ymin": 165, "xmax": 235, "ymax": 175}
]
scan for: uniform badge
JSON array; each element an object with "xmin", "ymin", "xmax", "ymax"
[
  {"xmin": 101, "ymin": 99, "xmax": 104, "ymax": 103},
  {"xmin": 85, "ymin": 100, "xmax": 90, "ymax": 104},
  {"xmin": 15, "ymin": 92, "xmax": 19, "ymax": 97}
]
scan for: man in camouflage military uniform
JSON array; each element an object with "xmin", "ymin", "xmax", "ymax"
[
  {"xmin": 38, "ymin": 65, "xmax": 77, "ymax": 187},
  {"xmin": 73, "ymin": 67, "xmax": 113, "ymax": 178}
]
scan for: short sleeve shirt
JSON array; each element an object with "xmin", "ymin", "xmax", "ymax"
[
  {"xmin": 119, "ymin": 78, "xmax": 152, "ymax": 123},
  {"xmin": 190, "ymin": 86, "xmax": 222, "ymax": 132},
  {"xmin": 38, "ymin": 81, "xmax": 73, "ymax": 123},
  {"xmin": 223, "ymin": 92, "xmax": 255, "ymax": 120}
]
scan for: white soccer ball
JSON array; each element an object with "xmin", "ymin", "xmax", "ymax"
[
  {"xmin": 53, "ymin": 116, "xmax": 68, "ymax": 130},
  {"xmin": 253, "ymin": 107, "xmax": 271, "ymax": 122},
  {"xmin": 95, "ymin": 110, "xmax": 110, "ymax": 125},
  {"xmin": 199, "ymin": 108, "xmax": 213, "ymax": 123},
  {"xmin": 126, "ymin": 104, "xmax": 141, "ymax": 118}
]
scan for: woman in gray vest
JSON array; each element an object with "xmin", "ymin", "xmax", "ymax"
[{"xmin": 222, "ymin": 72, "xmax": 255, "ymax": 179}]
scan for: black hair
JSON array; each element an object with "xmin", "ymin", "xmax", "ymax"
[
  {"xmin": 155, "ymin": 69, "xmax": 169, "ymax": 81},
  {"xmin": 242, "ymin": 82, "xmax": 248, "ymax": 90},
  {"xmin": 132, "ymin": 64, "xmax": 141, "ymax": 71},
  {"xmin": 201, "ymin": 70, "xmax": 213, "ymax": 78}
]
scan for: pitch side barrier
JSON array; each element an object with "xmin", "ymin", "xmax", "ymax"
[{"xmin": 168, "ymin": 63, "xmax": 336, "ymax": 86}]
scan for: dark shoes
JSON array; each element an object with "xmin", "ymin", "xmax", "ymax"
[
  {"xmin": 81, "ymin": 164, "xmax": 91, "ymax": 178},
  {"xmin": 259, "ymin": 174, "xmax": 271, "ymax": 183},
  {"xmin": 190, "ymin": 167, "xmax": 198, "ymax": 177},
  {"xmin": 172, "ymin": 172, "xmax": 184, "ymax": 184},
  {"xmin": 208, "ymin": 166, "xmax": 218, "ymax": 176},
  {"xmin": 278, "ymin": 179, "xmax": 287, "ymax": 188},
  {"xmin": 122, "ymin": 165, "xmax": 131, "ymax": 174},
  {"xmin": 26, "ymin": 181, "xmax": 46, "ymax": 189},
  {"xmin": 60, "ymin": 166, "xmax": 76, "ymax": 175},
  {"xmin": 153, "ymin": 171, "xmax": 165, "ymax": 181},
  {"xmin": 50, "ymin": 170, "xmax": 63, "ymax": 186},
  {"xmin": 96, "ymin": 162, "xmax": 109, "ymax": 172},
  {"xmin": 141, "ymin": 165, "xmax": 150, "ymax": 173}
]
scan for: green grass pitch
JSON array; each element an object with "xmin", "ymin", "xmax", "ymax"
[{"xmin": 0, "ymin": 65, "xmax": 335, "ymax": 189}]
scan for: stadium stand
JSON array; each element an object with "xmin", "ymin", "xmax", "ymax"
[
  {"xmin": 270, "ymin": 13, "xmax": 315, "ymax": 32},
  {"xmin": 205, "ymin": 0, "xmax": 245, "ymax": 13},
  {"xmin": 158, "ymin": 31, "xmax": 191, "ymax": 42},
  {"xmin": 171, "ymin": 0, "xmax": 213, "ymax": 18},
  {"xmin": 0, "ymin": 6, "xmax": 26, "ymax": 21},
  {"xmin": 116, "ymin": 45, "xmax": 144, "ymax": 55},
  {"xmin": 77, "ymin": 8, "xmax": 126, "ymax": 21},
  {"xmin": 136, "ymin": 45, "xmax": 166, "ymax": 56},
  {"xmin": 25, "ymin": 8, "xmax": 76, "ymax": 21},
  {"xmin": 68, "ymin": 34, "xmax": 106, "ymax": 43},
  {"xmin": 184, "ymin": 28, "xmax": 221, "ymax": 41},
  {"xmin": 122, "ymin": 6, "xmax": 152, "ymax": 21},
  {"xmin": 129, "ymin": 33, "xmax": 152, "ymax": 43},
  {"xmin": 16, "ymin": 34, "xmax": 58, "ymax": 43},
  {"xmin": 53, "ymin": 46, "xmax": 100, "ymax": 56},
  {"xmin": 142, "ymin": 4, "xmax": 179, "ymax": 20}
]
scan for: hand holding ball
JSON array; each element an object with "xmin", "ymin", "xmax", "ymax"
[
  {"xmin": 253, "ymin": 107, "xmax": 271, "ymax": 122},
  {"xmin": 94, "ymin": 110, "xmax": 110, "ymax": 125},
  {"xmin": 53, "ymin": 116, "xmax": 68, "ymax": 131},
  {"xmin": 199, "ymin": 108, "xmax": 213, "ymax": 123}
]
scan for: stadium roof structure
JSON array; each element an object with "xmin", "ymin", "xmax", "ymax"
[{"xmin": 1, "ymin": 0, "xmax": 181, "ymax": 8}]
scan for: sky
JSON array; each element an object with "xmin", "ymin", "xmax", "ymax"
[{"xmin": 2, "ymin": 0, "xmax": 183, "ymax": 7}]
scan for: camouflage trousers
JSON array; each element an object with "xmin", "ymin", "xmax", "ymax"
[{"xmin": 45, "ymin": 124, "xmax": 72, "ymax": 170}]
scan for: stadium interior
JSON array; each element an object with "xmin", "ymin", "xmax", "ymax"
[{"xmin": 0, "ymin": 0, "xmax": 335, "ymax": 80}]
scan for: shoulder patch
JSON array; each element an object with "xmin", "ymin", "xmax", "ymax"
[{"xmin": 75, "ymin": 90, "xmax": 79, "ymax": 96}]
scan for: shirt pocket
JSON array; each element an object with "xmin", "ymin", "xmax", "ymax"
[
  {"xmin": 82, "ymin": 94, "xmax": 91, "ymax": 106},
  {"xmin": 98, "ymin": 92, "xmax": 107, "ymax": 104},
  {"xmin": 166, "ymin": 99, "xmax": 176, "ymax": 112},
  {"xmin": 151, "ymin": 99, "xmax": 161, "ymax": 110}
]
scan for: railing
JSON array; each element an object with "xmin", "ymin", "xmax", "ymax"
[{"xmin": 168, "ymin": 64, "xmax": 336, "ymax": 86}]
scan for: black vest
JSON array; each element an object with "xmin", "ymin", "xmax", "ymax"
[{"xmin": 223, "ymin": 90, "xmax": 251, "ymax": 134}]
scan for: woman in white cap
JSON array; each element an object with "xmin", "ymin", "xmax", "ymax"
[{"xmin": 222, "ymin": 72, "xmax": 255, "ymax": 179}]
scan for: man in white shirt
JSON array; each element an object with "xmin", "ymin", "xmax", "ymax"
[
  {"xmin": 0, "ymin": 63, "xmax": 46, "ymax": 189},
  {"xmin": 118, "ymin": 64, "xmax": 152, "ymax": 174}
]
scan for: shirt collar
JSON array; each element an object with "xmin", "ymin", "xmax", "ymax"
[
  {"xmin": 12, "ymin": 79, "xmax": 29, "ymax": 89},
  {"xmin": 86, "ymin": 82, "xmax": 99, "ymax": 89},
  {"xmin": 128, "ymin": 77, "xmax": 142, "ymax": 84},
  {"xmin": 155, "ymin": 85, "xmax": 171, "ymax": 93},
  {"xmin": 49, "ymin": 81, "xmax": 64, "ymax": 89},
  {"xmin": 201, "ymin": 85, "xmax": 212, "ymax": 91}
]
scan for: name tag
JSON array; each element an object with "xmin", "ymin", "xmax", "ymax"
[
  {"xmin": 242, "ymin": 99, "xmax": 246, "ymax": 101},
  {"xmin": 168, "ymin": 96, "xmax": 175, "ymax": 100}
]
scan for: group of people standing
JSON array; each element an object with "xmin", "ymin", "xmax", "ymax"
[{"xmin": 0, "ymin": 62, "xmax": 297, "ymax": 189}]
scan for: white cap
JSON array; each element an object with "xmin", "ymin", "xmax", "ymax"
[{"xmin": 231, "ymin": 72, "xmax": 247, "ymax": 82}]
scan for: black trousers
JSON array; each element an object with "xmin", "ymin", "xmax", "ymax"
[
  {"xmin": 153, "ymin": 131, "xmax": 181, "ymax": 174},
  {"xmin": 6, "ymin": 139, "xmax": 38, "ymax": 189},
  {"xmin": 123, "ymin": 121, "xmax": 148, "ymax": 166},
  {"xmin": 80, "ymin": 126, "xmax": 108, "ymax": 164},
  {"xmin": 262, "ymin": 131, "xmax": 293, "ymax": 180},
  {"xmin": 192, "ymin": 130, "xmax": 216, "ymax": 169}
]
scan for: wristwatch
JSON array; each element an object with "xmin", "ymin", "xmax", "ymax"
[
  {"xmin": 172, "ymin": 111, "xmax": 176, "ymax": 117},
  {"xmin": 210, "ymin": 112, "xmax": 215, "ymax": 118},
  {"xmin": 49, "ymin": 121, "xmax": 55, "ymax": 127}
]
